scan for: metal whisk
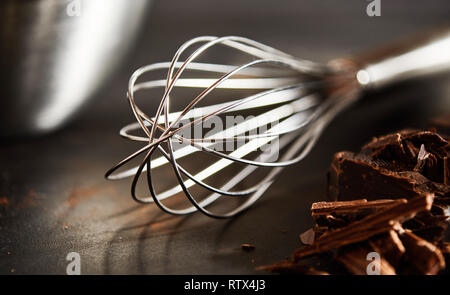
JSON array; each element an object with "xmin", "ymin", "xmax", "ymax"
[{"xmin": 106, "ymin": 28, "xmax": 450, "ymax": 218}]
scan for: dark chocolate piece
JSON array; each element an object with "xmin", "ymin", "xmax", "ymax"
[
  {"xmin": 328, "ymin": 129, "xmax": 450, "ymax": 243},
  {"xmin": 257, "ymin": 261, "xmax": 329, "ymax": 275},
  {"xmin": 312, "ymin": 225, "xmax": 328, "ymax": 239},
  {"xmin": 328, "ymin": 129, "xmax": 450, "ymax": 201},
  {"xmin": 293, "ymin": 195, "xmax": 433, "ymax": 260},
  {"xmin": 266, "ymin": 128, "xmax": 450, "ymax": 275},
  {"xmin": 327, "ymin": 151, "xmax": 449, "ymax": 201},
  {"xmin": 336, "ymin": 244, "xmax": 396, "ymax": 275},
  {"xmin": 399, "ymin": 230, "xmax": 445, "ymax": 275},
  {"xmin": 299, "ymin": 228, "xmax": 315, "ymax": 245},
  {"xmin": 362, "ymin": 130, "xmax": 448, "ymax": 182},
  {"xmin": 369, "ymin": 230, "xmax": 405, "ymax": 268},
  {"xmin": 440, "ymin": 242, "xmax": 450, "ymax": 274},
  {"xmin": 440, "ymin": 242, "xmax": 450, "ymax": 254},
  {"xmin": 402, "ymin": 210, "xmax": 449, "ymax": 243},
  {"xmin": 312, "ymin": 199, "xmax": 405, "ymax": 228},
  {"xmin": 444, "ymin": 156, "xmax": 450, "ymax": 185}
]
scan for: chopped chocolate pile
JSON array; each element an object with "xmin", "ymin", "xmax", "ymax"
[
  {"xmin": 328, "ymin": 129, "xmax": 450, "ymax": 243},
  {"xmin": 262, "ymin": 196, "xmax": 447, "ymax": 275},
  {"xmin": 262, "ymin": 128, "xmax": 450, "ymax": 275}
]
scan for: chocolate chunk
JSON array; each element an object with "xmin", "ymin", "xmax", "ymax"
[
  {"xmin": 328, "ymin": 129, "xmax": 450, "ymax": 243},
  {"xmin": 257, "ymin": 260, "xmax": 329, "ymax": 275},
  {"xmin": 336, "ymin": 244, "xmax": 396, "ymax": 275},
  {"xmin": 265, "ymin": 195, "xmax": 445, "ymax": 275},
  {"xmin": 312, "ymin": 199, "xmax": 405, "ymax": 228},
  {"xmin": 312, "ymin": 204, "xmax": 408, "ymax": 253},
  {"xmin": 313, "ymin": 225, "xmax": 328, "ymax": 239},
  {"xmin": 299, "ymin": 228, "xmax": 315, "ymax": 245},
  {"xmin": 399, "ymin": 230, "xmax": 445, "ymax": 275},
  {"xmin": 362, "ymin": 130, "xmax": 447, "ymax": 166},
  {"xmin": 444, "ymin": 156, "xmax": 450, "ymax": 185},
  {"xmin": 362, "ymin": 130, "xmax": 415, "ymax": 166},
  {"xmin": 431, "ymin": 197, "xmax": 450, "ymax": 216},
  {"xmin": 328, "ymin": 151, "xmax": 432, "ymax": 201},
  {"xmin": 265, "ymin": 128, "xmax": 449, "ymax": 275},
  {"xmin": 440, "ymin": 242, "xmax": 450, "ymax": 272},
  {"xmin": 362, "ymin": 129, "xmax": 449, "ymax": 184},
  {"xmin": 328, "ymin": 151, "xmax": 450, "ymax": 201},
  {"xmin": 440, "ymin": 242, "xmax": 450, "ymax": 254},
  {"xmin": 293, "ymin": 195, "xmax": 433, "ymax": 261},
  {"xmin": 402, "ymin": 210, "xmax": 449, "ymax": 243},
  {"xmin": 369, "ymin": 230, "xmax": 405, "ymax": 268}
]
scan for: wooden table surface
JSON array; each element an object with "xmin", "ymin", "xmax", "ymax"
[{"xmin": 1, "ymin": 0, "xmax": 449, "ymax": 274}]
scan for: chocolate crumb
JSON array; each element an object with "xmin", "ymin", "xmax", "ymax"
[{"xmin": 299, "ymin": 228, "xmax": 315, "ymax": 245}]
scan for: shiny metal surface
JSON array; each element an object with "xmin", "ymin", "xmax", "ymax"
[
  {"xmin": 0, "ymin": 0, "xmax": 150, "ymax": 137},
  {"xmin": 355, "ymin": 28, "xmax": 450, "ymax": 88}
]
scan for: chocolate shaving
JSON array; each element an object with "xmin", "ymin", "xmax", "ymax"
[
  {"xmin": 403, "ymin": 210, "xmax": 449, "ymax": 243},
  {"xmin": 293, "ymin": 195, "xmax": 433, "ymax": 260},
  {"xmin": 369, "ymin": 230, "xmax": 405, "ymax": 268},
  {"xmin": 257, "ymin": 260, "xmax": 329, "ymax": 275},
  {"xmin": 312, "ymin": 199, "xmax": 405, "ymax": 228},
  {"xmin": 336, "ymin": 244, "xmax": 396, "ymax": 275},
  {"xmin": 444, "ymin": 156, "xmax": 450, "ymax": 185},
  {"xmin": 440, "ymin": 242, "xmax": 450, "ymax": 254},
  {"xmin": 440, "ymin": 242, "xmax": 450, "ymax": 274},
  {"xmin": 399, "ymin": 230, "xmax": 445, "ymax": 275},
  {"xmin": 299, "ymin": 228, "xmax": 315, "ymax": 245}
]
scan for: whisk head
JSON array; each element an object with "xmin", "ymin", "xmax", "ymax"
[{"xmin": 105, "ymin": 36, "xmax": 361, "ymax": 218}]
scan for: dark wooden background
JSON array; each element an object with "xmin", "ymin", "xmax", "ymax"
[{"xmin": 1, "ymin": 0, "xmax": 450, "ymax": 274}]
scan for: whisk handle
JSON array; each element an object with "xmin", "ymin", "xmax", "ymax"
[{"xmin": 351, "ymin": 26, "xmax": 450, "ymax": 89}]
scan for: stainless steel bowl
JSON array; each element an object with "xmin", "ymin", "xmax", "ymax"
[{"xmin": 0, "ymin": 0, "xmax": 151, "ymax": 137}]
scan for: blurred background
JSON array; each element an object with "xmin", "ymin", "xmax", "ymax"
[{"xmin": 0, "ymin": 0, "xmax": 449, "ymax": 274}]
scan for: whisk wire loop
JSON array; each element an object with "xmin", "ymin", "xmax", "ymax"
[{"xmin": 106, "ymin": 36, "xmax": 359, "ymax": 218}]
